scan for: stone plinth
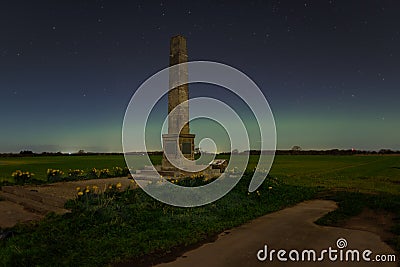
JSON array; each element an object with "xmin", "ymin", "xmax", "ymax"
[{"xmin": 161, "ymin": 133, "xmax": 195, "ymax": 171}]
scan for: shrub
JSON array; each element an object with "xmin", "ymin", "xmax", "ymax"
[
  {"xmin": 112, "ymin": 167, "xmax": 130, "ymax": 177},
  {"xmin": 112, "ymin": 167, "xmax": 123, "ymax": 177},
  {"xmin": 88, "ymin": 168, "xmax": 100, "ymax": 179},
  {"xmin": 68, "ymin": 169, "xmax": 85, "ymax": 180},
  {"xmin": 98, "ymin": 168, "xmax": 111, "ymax": 178},
  {"xmin": 87, "ymin": 168, "xmax": 111, "ymax": 179},
  {"xmin": 46, "ymin": 169, "xmax": 64, "ymax": 182},
  {"xmin": 12, "ymin": 170, "xmax": 34, "ymax": 185}
]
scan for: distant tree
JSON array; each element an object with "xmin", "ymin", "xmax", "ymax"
[
  {"xmin": 379, "ymin": 149, "xmax": 393, "ymax": 154},
  {"xmin": 291, "ymin": 146, "xmax": 302, "ymax": 151},
  {"xmin": 20, "ymin": 150, "xmax": 33, "ymax": 155},
  {"xmin": 77, "ymin": 149, "xmax": 86, "ymax": 154}
]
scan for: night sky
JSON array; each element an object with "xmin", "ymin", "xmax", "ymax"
[{"xmin": 1, "ymin": 1, "xmax": 399, "ymax": 153}]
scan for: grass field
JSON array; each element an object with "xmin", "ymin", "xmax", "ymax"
[
  {"xmin": 0, "ymin": 154, "xmax": 399, "ymax": 266},
  {"xmin": 0, "ymin": 155, "xmax": 137, "ymax": 183},
  {"xmin": 269, "ymin": 155, "xmax": 400, "ymax": 195},
  {"xmin": 1, "ymin": 154, "xmax": 399, "ymax": 194}
]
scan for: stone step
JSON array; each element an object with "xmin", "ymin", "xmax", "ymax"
[
  {"xmin": 0, "ymin": 191, "xmax": 69, "ymax": 216},
  {"xmin": 135, "ymin": 169, "xmax": 162, "ymax": 179},
  {"xmin": 143, "ymin": 165, "xmax": 155, "ymax": 170},
  {"xmin": 1, "ymin": 186, "xmax": 66, "ymax": 209}
]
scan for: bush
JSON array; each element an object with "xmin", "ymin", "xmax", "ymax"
[
  {"xmin": 112, "ymin": 167, "xmax": 130, "ymax": 177},
  {"xmin": 87, "ymin": 168, "xmax": 100, "ymax": 179},
  {"xmin": 67, "ymin": 169, "xmax": 85, "ymax": 180},
  {"xmin": 98, "ymin": 168, "xmax": 111, "ymax": 178},
  {"xmin": 12, "ymin": 170, "xmax": 34, "ymax": 185},
  {"xmin": 46, "ymin": 169, "xmax": 64, "ymax": 182}
]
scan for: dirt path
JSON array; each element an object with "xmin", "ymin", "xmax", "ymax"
[
  {"xmin": 153, "ymin": 200, "xmax": 397, "ymax": 267},
  {"xmin": 0, "ymin": 177, "xmax": 134, "ymax": 229}
]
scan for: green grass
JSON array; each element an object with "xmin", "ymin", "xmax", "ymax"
[
  {"xmin": 0, "ymin": 155, "xmax": 154, "ymax": 183},
  {"xmin": 2, "ymin": 155, "xmax": 400, "ymax": 194},
  {"xmin": 269, "ymin": 155, "xmax": 400, "ymax": 195},
  {"xmin": 0, "ymin": 154, "xmax": 399, "ymax": 266},
  {"xmin": 0, "ymin": 174, "xmax": 318, "ymax": 267}
]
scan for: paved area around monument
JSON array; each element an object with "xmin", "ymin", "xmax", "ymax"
[{"xmin": 155, "ymin": 200, "xmax": 397, "ymax": 267}]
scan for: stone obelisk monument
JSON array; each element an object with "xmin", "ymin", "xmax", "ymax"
[{"xmin": 161, "ymin": 35, "xmax": 195, "ymax": 174}]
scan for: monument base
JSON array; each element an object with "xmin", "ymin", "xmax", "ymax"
[
  {"xmin": 159, "ymin": 165, "xmax": 219, "ymax": 178},
  {"xmin": 135, "ymin": 158, "xmax": 228, "ymax": 180},
  {"xmin": 161, "ymin": 133, "xmax": 195, "ymax": 172},
  {"xmin": 135, "ymin": 164, "xmax": 222, "ymax": 180}
]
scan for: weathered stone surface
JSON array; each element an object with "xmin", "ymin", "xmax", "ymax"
[
  {"xmin": 168, "ymin": 35, "xmax": 190, "ymax": 136},
  {"xmin": 162, "ymin": 35, "xmax": 195, "ymax": 172}
]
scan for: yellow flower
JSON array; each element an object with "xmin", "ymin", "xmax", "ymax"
[
  {"xmin": 77, "ymin": 191, "xmax": 83, "ymax": 196},
  {"xmin": 85, "ymin": 189, "xmax": 90, "ymax": 193},
  {"xmin": 76, "ymin": 187, "xmax": 81, "ymax": 191},
  {"xmin": 268, "ymin": 186, "xmax": 272, "ymax": 190},
  {"xmin": 116, "ymin": 182, "xmax": 122, "ymax": 189},
  {"xmin": 108, "ymin": 185, "xmax": 113, "ymax": 189},
  {"xmin": 92, "ymin": 185, "xmax": 98, "ymax": 190}
]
